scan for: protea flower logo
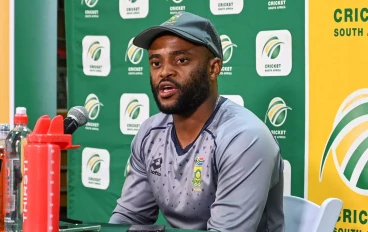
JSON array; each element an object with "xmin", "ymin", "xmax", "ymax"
[
  {"xmin": 82, "ymin": 36, "xmax": 110, "ymax": 76},
  {"xmin": 125, "ymin": 38, "xmax": 144, "ymax": 65},
  {"xmin": 256, "ymin": 30, "xmax": 292, "ymax": 77},
  {"xmin": 220, "ymin": 35, "xmax": 237, "ymax": 64},
  {"xmin": 82, "ymin": 147, "xmax": 110, "ymax": 189},
  {"xmin": 88, "ymin": 41, "xmax": 103, "ymax": 61},
  {"xmin": 173, "ymin": 0, "xmax": 183, "ymax": 3},
  {"xmin": 120, "ymin": 0, "xmax": 149, "ymax": 19},
  {"xmin": 164, "ymin": 12, "xmax": 183, "ymax": 25},
  {"xmin": 82, "ymin": 0, "xmax": 99, "ymax": 8},
  {"xmin": 264, "ymin": 97, "xmax": 292, "ymax": 127},
  {"xmin": 120, "ymin": 93, "xmax": 149, "ymax": 135},
  {"xmin": 87, "ymin": 154, "xmax": 103, "ymax": 174},
  {"xmin": 125, "ymin": 99, "xmax": 143, "ymax": 120},
  {"xmin": 262, "ymin": 36, "xmax": 284, "ymax": 59},
  {"xmin": 84, "ymin": 94, "xmax": 103, "ymax": 120},
  {"xmin": 319, "ymin": 89, "xmax": 368, "ymax": 196}
]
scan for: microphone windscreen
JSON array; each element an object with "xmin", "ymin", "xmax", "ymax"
[{"xmin": 67, "ymin": 106, "xmax": 89, "ymax": 126}]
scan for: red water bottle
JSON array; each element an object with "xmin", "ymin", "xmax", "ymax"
[{"xmin": 23, "ymin": 115, "xmax": 78, "ymax": 232}]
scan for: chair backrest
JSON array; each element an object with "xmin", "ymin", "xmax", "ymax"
[
  {"xmin": 283, "ymin": 160, "xmax": 291, "ymax": 196},
  {"xmin": 283, "ymin": 195, "xmax": 343, "ymax": 232}
]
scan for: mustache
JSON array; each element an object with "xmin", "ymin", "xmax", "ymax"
[{"xmin": 157, "ymin": 77, "xmax": 182, "ymax": 89}]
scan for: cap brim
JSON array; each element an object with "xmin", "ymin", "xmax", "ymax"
[{"xmin": 133, "ymin": 26, "xmax": 206, "ymax": 50}]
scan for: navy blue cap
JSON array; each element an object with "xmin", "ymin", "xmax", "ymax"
[{"xmin": 133, "ymin": 11, "xmax": 223, "ymax": 60}]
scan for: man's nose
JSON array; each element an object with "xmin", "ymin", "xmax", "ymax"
[{"xmin": 159, "ymin": 62, "xmax": 176, "ymax": 79}]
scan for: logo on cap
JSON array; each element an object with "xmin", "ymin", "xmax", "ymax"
[{"xmin": 164, "ymin": 12, "xmax": 183, "ymax": 25}]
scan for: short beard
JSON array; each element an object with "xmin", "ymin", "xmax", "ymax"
[{"xmin": 150, "ymin": 66, "xmax": 211, "ymax": 116}]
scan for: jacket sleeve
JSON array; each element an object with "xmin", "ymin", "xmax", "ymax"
[
  {"xmin": 109, "ymin": 122, "xmax": 159, "ymax": 225},
  {"xmin": 207, "ymin": 126, "xmax": 282, "ymax": 232}
]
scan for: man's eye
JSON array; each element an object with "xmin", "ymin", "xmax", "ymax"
[
  {"xmin": 177, "ymin": 58, "xmax": 188, "ymax": 64},
  {"xmin": 151, "ymin": 62, "xmax": 160, "ymax": 67}
]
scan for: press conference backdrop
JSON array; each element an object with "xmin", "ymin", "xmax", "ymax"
[
  {"xmin": 65, "ymin": 0, "xmax": 306, "ymax": 226},
  {"xmin": 308, "ymin": 0, "xmax": 368, "ymax": 231},
  {"xmin": 65, "ymin": 0, "xmax": 304, "ymax": 225}
]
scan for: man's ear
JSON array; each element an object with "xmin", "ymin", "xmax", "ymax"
[{"xmin": 209, "ymin": 57, "xmax": 222, "ymax": 81}]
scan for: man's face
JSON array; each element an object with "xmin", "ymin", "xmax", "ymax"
[{"xmin": 148, "ymin": 34, "xmax": 212, "ymax": 115}]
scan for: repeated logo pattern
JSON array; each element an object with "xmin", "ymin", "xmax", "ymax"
[
  {"xmin": 265, "ymin": 97, "xmax": 292, "ymax": 127},
  {"xmin": 82, "ymin": 0, "xmax": 99, "ymax": 8},
  {"xmin": 84, "ymin": 94, "xmax": 103, "ymax": 120},
  {"xmin": 262, "ymin": 36, "xmax": 284, "ymax": 59},
  {"xmin": 220, "ymin": 35, "xmax": 237, "ymax": 64},
  {"xmin": 320, "ymin": 89, "xmax": 368, "ymax": 196},
  {"xmin": 87, "ymin": 154, "xmax": 103, "ymax": 173}
]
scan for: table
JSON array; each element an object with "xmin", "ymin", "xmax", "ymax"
[{"xmin": 60, "ymin": 222, "xmax": 204, "ymax": 232}]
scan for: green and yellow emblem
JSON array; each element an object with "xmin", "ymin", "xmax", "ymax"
[
  {"xmin": 164, "ymin": 12, "xmax": 183, "ymax": 25},
  {"xmin": 192, "ymin": 157, "xmax": 205, "ymax": 191}
]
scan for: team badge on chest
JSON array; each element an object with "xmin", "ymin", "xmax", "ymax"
[{"xmin": 192, "ymin": 157, "xmax": 205, "ymax": 191}]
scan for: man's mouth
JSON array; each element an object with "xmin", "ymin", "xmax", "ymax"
[{"xmin": 158, "ymin": 81, "xmax": 179, "ymax": 98}]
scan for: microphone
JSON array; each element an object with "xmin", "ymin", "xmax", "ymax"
[{"xmin": 64, "ymin": 106, "xmax": 89, "ymax": 134}]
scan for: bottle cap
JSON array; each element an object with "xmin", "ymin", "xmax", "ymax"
[
  {"xmin": 16, "ymin": 107, "xmax": 27, "ymax": 115},
  {"xmin": 14, "ymin": 107, "xmax": 28, "ymax": 124}
]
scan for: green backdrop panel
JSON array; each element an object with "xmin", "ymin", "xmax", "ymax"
[{"xmin": 66, "ymin": 0, "xmax": 305, "ymax": 224}]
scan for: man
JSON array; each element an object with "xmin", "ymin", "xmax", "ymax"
[{"xmin": 110, "ymin": 11, "xmax": 284, "ymax": 232}]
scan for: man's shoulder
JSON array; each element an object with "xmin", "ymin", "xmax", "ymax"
[
  {"xmin": 135, "ymin": 112, "xmax": 172, "ymax": 141},
  {"xmin": 212, "ymin": 99, "xmax": 281, "ymax": 172},
  {"xmin": 213, "ymin": 99, "xmax": 273, "ymax": 143}
]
